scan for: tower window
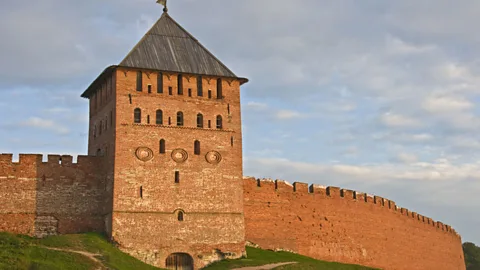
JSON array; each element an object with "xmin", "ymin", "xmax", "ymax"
[
  {"xmin": 197, "ymin": 114, "xmax": 203, "ymax": 128},
  {"xmin": 134, "ymin": 108, "xmax": 141, "ymax": 123},
  {"xmin": 208, "ymin": 90, "xmax": 212, "ymax": 99},
  {"xmin": 136, "ymin": 71, "xmax": 142, "ymax": 92},
  {"xmin": 160, "ymin": 139, "xmax": 166, "ymax": 154},
  {"xmin": 227, "ymin": 104, "xmax": 230, "ymax": 114},
  {"xmin": 216, "ymin": 115, "xmax": 223, "ymax": 129},
  {"xmin": 175, "ymin": 171, "xmax": 180, "ymax": 183},
  {"xmin": 177, "ymin": 74, "xmax": 183, "ymax": 95},
  {"xmin": 194, "ymin": 140, "xmax": 201, "ymax": 155},
  {"xmin": 148, "ymin": 84, "xmax": 152, "ymax": 94},
  {"xmin": 168, "ymin": 117, "xmax": 171, "ymax": 125},
  {"xmin": 197, "ymin": 76, "xmax": 203, "ymax": 96},
  {"xmin": 178, "ymin": 211, "xmax": 184, "ymax": 221},
  {"xmin": 147, "ymin": 115, "xmax": 150, "ymax": 124},
  {"xmin": 177, "ymin": 112, "xmax": 184, "ymax": 126},
  {"xmin": 156, "ymin": 110, "xmax": 163, "ymax": 125},
  {"xmin": 208, "ymin": 120, "xmax": 211, "ymax": 128},
  {"xmin": 129, "ymin": 94, "xmax": 132, "ymax": 104},
  {"xmin": 169, "ymin": 87, "xmax": 173, "ymax": 95},
  {"xmin": 231, "ymin": 136, "xmax": 234, "ymax": 146},
  {"xmin": 157, "ymin": 72, "xmax": 163, "ymax": 93},
  {"xmin": 140, "ymin": 186, "xmax": 143, "ymax": 199},
  {"xmin": 217, "ymin": 78, "xmax": 223, "ymax": 99},
  {"xmin": 188, "ymin": 88, "xmax": 192, "ymax": 97}
]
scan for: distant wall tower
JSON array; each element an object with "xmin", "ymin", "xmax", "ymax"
[{"xmin": 81, "ymin": 9, "xmax": 248, "ymax": 269}]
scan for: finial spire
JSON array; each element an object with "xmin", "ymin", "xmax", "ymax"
[{"xmin": 156, "ymin": 0, "xmax": 168, "ymax": 13}]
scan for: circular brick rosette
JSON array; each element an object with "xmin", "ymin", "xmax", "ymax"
[
  {"xmin": 171, "ymin": 149, "xmax": 188, "ymax": 163},
  {"xmin": 135, "ymin": 147, "xmax": 154, "ymax": 162},
  {"xmin": 205, "ymin": 151, "xmax": 222, "ymax": 164}
]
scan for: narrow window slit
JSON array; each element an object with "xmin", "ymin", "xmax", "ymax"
[{"xmin": 175, "ymin": 171, "xmax": 180, "ymax": 184}]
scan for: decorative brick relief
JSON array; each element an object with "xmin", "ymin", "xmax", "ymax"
[
  {"xmin": 135, "ymin": 147, "xmax": 154, "ymax": 162},
  {"xmin": 205, "ymin": 151, "xmax": 222, "ymax": 164},
  {"xmin": 171, "ymin": 149, "xmax": 188, "ymax": 163}
]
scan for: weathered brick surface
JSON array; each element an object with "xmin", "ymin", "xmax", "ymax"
[
  {"xmin": 0, "ymin": 154, "xmax": 110, "ymax": 237},
  {"xmin": 243, "ymin": 178, "xmax": 466, "ymax": 270},
  {"xmin": 108, "ymin": 68, "xmax": 245, "ymax": 269}
]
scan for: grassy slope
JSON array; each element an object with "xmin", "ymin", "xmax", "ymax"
[
  {"xmin": 204, "ymin": 247, "xmax": 376, "ymax": 270},
  {"xmin": 1, "ymin": 232, "xmax": 376, "ymax": 270},
  {"xmin": 0, "ymin": 232, "xmax": 158, "ymax": 270}
]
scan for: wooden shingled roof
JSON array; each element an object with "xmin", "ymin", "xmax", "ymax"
[
  {"xmin": 81, "ymin": 12, "xmax": 246, "ymax": 98},
  {"xmin": 120, "ymin": 12, "xmax": 237, "ymax": 78}
]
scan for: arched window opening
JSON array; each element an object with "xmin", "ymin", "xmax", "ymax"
[
  {"xmin": 197, "ymin": 76, "xmax": 203, "ymax": 97},
  {"xmin": 177, "ymin": 74, "xmax": 183, "ymax": 95},
  {"xmin": 147, "ymin": 115, "xmax": 150, "ymax": 124},
  {"xmin": 136, "ymin": 71, "xmax": 142, "ymax": 91},
  {"xmin": 169, "ymin": 86, "xmax": 173, "ymax": 95},
  {"xmin": 194, "ymin": 140, "xmax": 201, "ymax": 155},
  {"xmin": 188, "ymin": 88, "xmax": 192, "ymax": 97},
  {"xmin": 175, "ymin": 171, "xmax": 180, "ymax": 184},
  {"xmin": 177, "ymin": 211, "xmax": 184, "ymax": 222},
  {"xmin": 147, "ymin": 84, "xmax": 152, "ymax": 94},
  {"xmin": 208, "ymin": 90, "xmax": 212, "ymax": 99},
  {"xmin": 217, "ymin": 78, "xmax": 223, "ymax": 99},
  {"xmin": 177, "ymin": 112, "xmax": 184, "ymax": 126},
  {"xmin": 216, "ymin": 115, "xmax": 223, "ymax": 129},
  {"xmin": 160, "ymin": 139, "xmax": 166, "ymax": 154},
  {"xmin": 157, "ymin": 72, "xmax": 163, "ymax": 93},
  {"xmin": 197, "ymin": 114, "xmax": 203, "ymax": 128},
  {"xmin": 168, "ymin": 117, "xmax": 172, "ymax": 125},
  {"xmin": 134, "ymin": 108, "xmax": 141, "ymax": 123},
  {"xmin": 208, "ymin": 120, "xmax": 211, "ymax": 128},
  {"xmin": 156, "ymin": 110, "xmax": 163, "ymax": 125}
]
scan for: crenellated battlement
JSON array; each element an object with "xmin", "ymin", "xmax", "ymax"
[{"xmin": 244, "ymin": 177, "xmax": 460, "ymax": 238}]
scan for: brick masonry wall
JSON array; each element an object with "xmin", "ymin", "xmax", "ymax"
[
  {"xmin": 0, "ymin": 154, "xmax": 111, "ymax": 237},
  {"xmin": 243, "ymin": 178, "xmax": 466, "ymax": 270},
  {"xmin": 110, "ymin": 68, "xmax": 245, "ymax": 269}
]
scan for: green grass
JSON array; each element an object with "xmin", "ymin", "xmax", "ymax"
[
  {"xmin": 0, "ymin": 232, "xmax": 159, "ymax": 270},
  {"xmin": 1, "ymin": 232, "xmax": 376, "ymax": 270},
  {"xmin": 204, "ymin": 246, "xmax": 377, "ymax": 270}
]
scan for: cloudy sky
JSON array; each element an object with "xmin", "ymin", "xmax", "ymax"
[{"xmin": 1, "ymin": 0, "xmax": 480, "ymax": 244}]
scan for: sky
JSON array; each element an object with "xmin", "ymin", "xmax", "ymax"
[{"xmin": 1, "ymin": 0, "xmax": 479, "ymax": 244}]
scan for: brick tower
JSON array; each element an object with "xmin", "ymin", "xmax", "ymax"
[{"xmin": 81, "ymin": 8, "xmax": 248, "ymax": 270}]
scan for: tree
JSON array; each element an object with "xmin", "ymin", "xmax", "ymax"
[{"xmin": 464, "ymin": 242, "xmax": 480, "ymax": 270}]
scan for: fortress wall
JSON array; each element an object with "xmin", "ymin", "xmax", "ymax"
[
  {"xmin": 0, "ymin": 154, "xmax": 109, "ymax": 237},
  {"xmin": 243, "ymin": 177, "xmax": 466, "ymax": 270}
]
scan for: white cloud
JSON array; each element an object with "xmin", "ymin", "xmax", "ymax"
[
  {"xmin": 21, "ymin": 117, "xmax": 70, "ymax": 135},
  {"xmin": 396, "ymin": 153, "xmax": 418, "ymax": 164},
  {"xmin": 381, "ymin": 112, "xmax": 420, "ymax": 128},
  {"xmin": 423, "ymin": 95, "xmax": 473, "ymax": 113},
  {"xmin": 246, "ymin": 101, "xmax": 268, "ymax": 110},
  {"xmin": 275, "ymin": 110, "xmax": 304, "ymax": 120}
]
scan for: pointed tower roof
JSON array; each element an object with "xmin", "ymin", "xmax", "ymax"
[
  {"xmin": 120, "ymin": 12, "xmax": 238, "ymax": 78},
  {"xmin": 82, "ymin": 11, "xmax": 247, "ymax": 98}
]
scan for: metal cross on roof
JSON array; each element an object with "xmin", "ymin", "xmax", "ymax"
[{"xmin": 156, "ymin": 0, "xmax": 168, "ymax": 13}]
